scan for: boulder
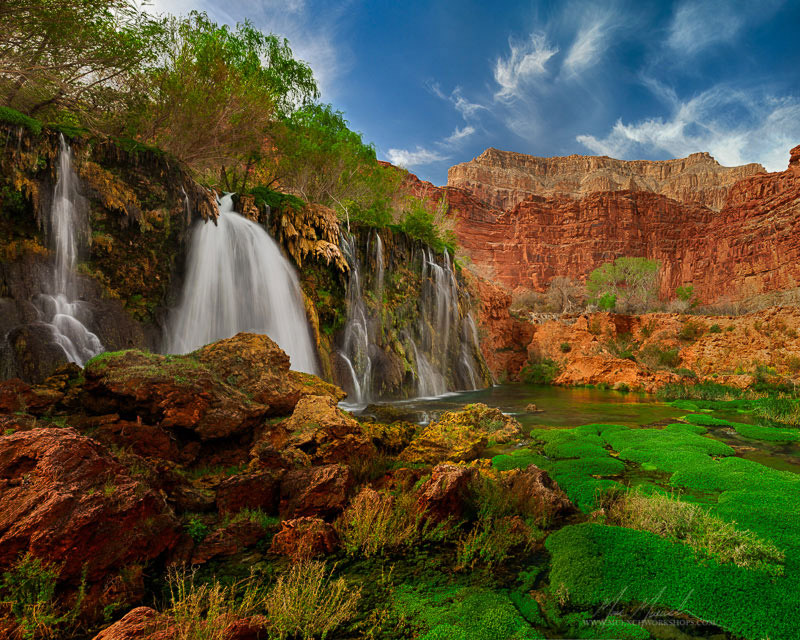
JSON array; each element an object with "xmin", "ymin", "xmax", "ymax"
[
  {"xmin": 279, "ymin": 464, "xmax": 353, "ymax": 519},
  {"xmin": 400, "ymin": 403, "xmax": 522, "ymax": 464},
  {"xmin": 92, "ymin": 607, "xmax": 174, "ymax": 640},
  {"xmin": 195, "ymin": 333, "xmax": 344, "ymax": 415},
  {"xmin": 81, "ymin": 350, "xmax": 270, "ymax": 440},
  {"xmin": 270, "ymin": 517, "xmax": 339, "ymax": 561},
  {"xmin": 415, "ymin": 464, "xmax": 476, "ymax": 521},
  {"xmin": 0, "ymin": 428, "xmax": 181, "ymax": 616},
  {"xmin": 273, "ymin": 395, "xmax": 376, "ymax": 464},
  {"xmin": 500, "ymin": 465, "xmax": 575, "ymax": 518}
]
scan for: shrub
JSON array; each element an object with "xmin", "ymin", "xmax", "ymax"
[
  {"xmin": 678, "ymin": 320, "xmax": 705, "ymax": 341},
  {"xmin": 455, "ymin": 517, "xmax": 535, "ymax": 570},
  {"xmin": 709, "ymin": 323, "xmax": 722, "ymax": 334},
  {"xmin": 185, "ymin": 516, "xmax": 209, "ymax": 543},
  {"xmin": 603, "ymin": 333, "xmax": 639, "ymax": 361},
  {"xmin": 521, "ymin": 358, "xmax": 560, "ymax": 385},
  {"xmin": 0, "ymin": 554, "xmax": 68, "ymax": 640},
  {"xmin": 559, "ymin": 342, "xmax": 571, "ymax": 353},
  {"xmin": 335, "ymin": 490, "xmax": 450, "ymax": 557},
  {"xmin": 263, "ymin": 561, "xmax": 361, "ymax": 639},
  {"xmin": 596, "ymin": 292, "xmax": 616, "ymax": 311},
  {"xmin": 586, "ymin": 257, "xmax": 660, "ymax": 312}
]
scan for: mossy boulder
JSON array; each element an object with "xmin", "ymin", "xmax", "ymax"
[{"xmin": 400, "ymin": 403, "xmax": 523, "ymax": 464}]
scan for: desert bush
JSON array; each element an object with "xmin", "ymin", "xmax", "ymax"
[
  {"xmin": 709, "ymin": 323, "xmax": 722, "ymax": 334},
  {"xmin": 520, "ymin": 357, "xmax": 561, "ymax": 384},
  {"xmin": 335, "ymin": 490, "xmax": 450, "ymax": 557},
  {"xmin": 603, "ymin": 333, "xmax": 639, "ymax": 361},
  {"xmin": 559, "ymin": 342, "xmax": 571, "ymax": 353},
  {"xmin": 455, "ymin": 517, "xmax": 535, "ymax": 570},
  {"xmin": 678, "ymin": 320, "xmax": 705, "ymax": 341},
  {"xmin": 263, "ymin": 561, "xmax": 361, "ymax": 640},
  {"xmin": 545, "ymin": 276, "xmax": 584, "ymax": 313},
  {"xmin": 601, "ymin": 490, "xmax": 784, "ymax": 575},
  {"xmin": 638, "ymin": 343, "xmax": 680, "ymax": 369},
  {"xmin": 166, "ymin": 567, "xmax": 266, "ymax": 640}
]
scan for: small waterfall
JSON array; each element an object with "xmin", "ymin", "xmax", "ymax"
[
  {"xmin": 33, "ymin": 136, "xmax": 103, "ymax": 366},
  {"xmin": 337, "ymin": 230, "xmax": 485, "ymax": 402},
  {"xmin": 165, "ymin": 194, "xmax": 317, "ymax": 374},
  {"xmin": 337, "ymin": 233, "xmax": 373, "ymax": 403}
]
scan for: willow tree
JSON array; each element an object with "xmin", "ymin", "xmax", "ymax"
[
  {"xmin": 0, "ymin": 0, "xmax": 167, "ymax": 128},
  {"xmin": 134, "ymin": 12, "xmax": 318, "ymax": 184},
  {"xmin": 271, "ymin": 103, "xmax": 402, "ymax": 226}
]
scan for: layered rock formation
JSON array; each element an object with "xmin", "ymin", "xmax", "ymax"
[
  {"xmin": 448, "ymin": 147, "xmax": 765, "ymax": 211},
  {"xmin": 409, "ymin": 145, "xmax": 800, "ymax": 306}
]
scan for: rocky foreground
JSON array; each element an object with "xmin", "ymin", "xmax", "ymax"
[{"xmin": 0, "ymin": 332, "xmax": 573, "ymax": 639}]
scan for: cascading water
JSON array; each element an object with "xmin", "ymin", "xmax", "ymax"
[
  {"xmin": 337, "ymin": 232, "xmax": 374, "ymax": 404},
  {"xmin": 32, "ymin": 135, "xmax": 103, "ymax": 365},
  {"xmin": 165, "ymin": 194, "xmax": 318, "ymax": 374},
  {"xmin": 337, "ymin": 230, "xmax": 486, "ymax": 403}
]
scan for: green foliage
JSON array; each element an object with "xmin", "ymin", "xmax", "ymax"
[
  {"xmin": 638, "ymin": 343, "xmax": 680, "ymax": 368},
  {"xmin": 603, "ymin": 333, "xmax": 638, "ymax": 360},
  {"xmin": 559, "ymin": 342, "xmax": 571, "ymax": 353},
  {"xmin": 0, "ymin": 107, "xmax": 42, "ymax": 134},
  {"xmin": 586, "ymin": 257, "xmax": 661, "ymax": 312},
  {"xmin": 491, "ymin": 448, "xmax": 548, "ymax": 472},
  {"xmin": 709, "ymin": 323, "xmax": 723, "ymax": 333},
  {"xmin": 678, "ymin": 319, "xmax": 705, "ymax": 341},
  {"xmin": 396, "ymin": 195, "xmax": 456, "ymax": 254},
  {"xmin": 675, "ymin": 284, "xmax": 698, "ymax": 307},
  {"xmin": 596, "ymin": 292, "xmax": 616, "ymax": 311},
  {"xmin": 657, "ymin": 382, "xmax": 744, "ymax": 401},
  {"xmin": 1, "ymin": 554, "xmax": 65, "ymax": 639},
  {"xmin": 185, "ymin": 515, "xmax": 209, "ymax": 543},
  {"xmin": 521, "ymin": 358, "xmax": 561, "ymax": 385},
  {"xmin": 134, "ymin": 10, "xmax": 317, "ymax": 181},
  {"xmin": 1, "ymin": 0, "xmax": 169, "ymax": 126},
  {"xmin": 249, "ymin": 186, "xmax": 305, "ymax": 214}
]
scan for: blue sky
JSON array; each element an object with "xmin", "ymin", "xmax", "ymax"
[{"xmin": 147, "ymin": 0, "xmax": 800, "ymax": 184}]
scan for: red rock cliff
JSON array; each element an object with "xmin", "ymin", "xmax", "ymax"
[
  {"xmin": 448, "ymin": 148, "xmax": 765, "ymax": 211},
  {"xmin": 406, "ymin": 145, "xmax": 800, "ymax": 304}
]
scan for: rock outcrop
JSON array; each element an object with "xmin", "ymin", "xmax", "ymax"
[
  {"xmin": 448, "ymin": 147, "xmax": 765, "ymax": 211},
  {"xmin": 0, "ymin": 428, "xmax": 181, "ymax": 616}
]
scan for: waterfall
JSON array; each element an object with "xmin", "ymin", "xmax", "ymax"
[
  {"xmin": 337, "ymin": 230, "xmax": 485, "ymax": 402},
  {"xmin": 165, "ymin": 194, "xmax": 318, "ymax": 374},
  {"xmin": 33, "ymin": 135, "xmax": 103, "ymax": 366},
  {"xmin": 337, "ymin": 233, "xmax": 373, "ymax": 403}
]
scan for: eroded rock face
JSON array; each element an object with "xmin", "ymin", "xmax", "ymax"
[
  {"xmin": 448, "ymin": 147, "xmax": 765, "ymax": 211},
  {"xmin": 0, "ymin": 428, "xmax": 181, "ymax": 613},
  {"xmin": 92, "ymin": 607, "xmax": 174, "ymax": 640},
  {"xmin": 400, "ymin": 403, "xmax": 522, "ymax": 464},
  {"xmin": 279, "ymin": 464, "xmax": 353, "ymax": 519},
  {"xmin": 415, "ymin": 464, "xmax": 475, "ymax": 521},
  {"xmin": 190, "ymin": 520, "xmax": 266, "ymax": 565},
  {"xmin": 215, "ymin": 470, "xmax": 281, "ymax": 516},
  {"xmin": 501, "ymin": 465, "xmax": 575, "ymax": 518}
]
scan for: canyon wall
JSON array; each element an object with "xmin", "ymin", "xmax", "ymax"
[
  {"xmin": 448, "ymin": 148, "xmax": 765, "ymax": 211},
  {"xmin": 410, "ymin": 145, "xmax": 800, "ymax": 305}
]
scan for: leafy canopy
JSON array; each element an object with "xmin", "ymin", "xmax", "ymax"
[{"xmin": 587, "ymin": 257, "xmax": 661, "ymax": 313}]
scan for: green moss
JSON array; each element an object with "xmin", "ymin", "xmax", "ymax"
[
  {"xmin": 394, "ymin": 585, "xmax": 544, "ymax": 640},
  {"xmin": 546, "ymin": 522, "xmax": 800, "ymax": 640},
  {"xmin": 683, "ymin": 413, "xmax": 732, "ymax": 427},
  {"xmin": 732, "ymin": 422, "xmax": 800, "ymax": 443},
  {"xmin": 491, "ymin": 449, "xmax": 548, "ymax": 472},
  {"xmin": 0, "ymin": 107, "xmax": 42, "ymax": 134}
]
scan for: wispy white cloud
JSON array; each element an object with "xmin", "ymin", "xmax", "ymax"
[
  {"xmin": 667, "ymin": 0, "xmax": 784, "ymax": 56},
  {"xmin": 452, "ymin": 88, "xmax": 487, "ymax": 120},
  {"xmin": 563, "ymin": 13, "xmax": 615, "ymax": 76},
  {"xmin": 493, "ymin": 33, "xmax": 558, "ymax": 101},
  {"xmin": 576, "ymin": 86, "xmax": 800, "ymax": 171},
  {"xmin": 443, "ymin": 125, "xmax": 476, "ymax": 145},
  {"xmin": 386, "ymin": 146, "xmax": 449, "ymax": 168}
]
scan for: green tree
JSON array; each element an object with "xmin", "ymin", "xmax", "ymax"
[
  {"xmin": 587, "ymin": 257, "xmax": 661, "ymax": 313},
  {"xmin": 0, "ymin": 0, "xmax": 168, "ymax": 129},
  {"xmin": 133, "ymin": 11, "xmax": 318, "ymax": 182},
  {"xmin": 271, "ymin": 103, "xmax": 400, "ymax": 225}
]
